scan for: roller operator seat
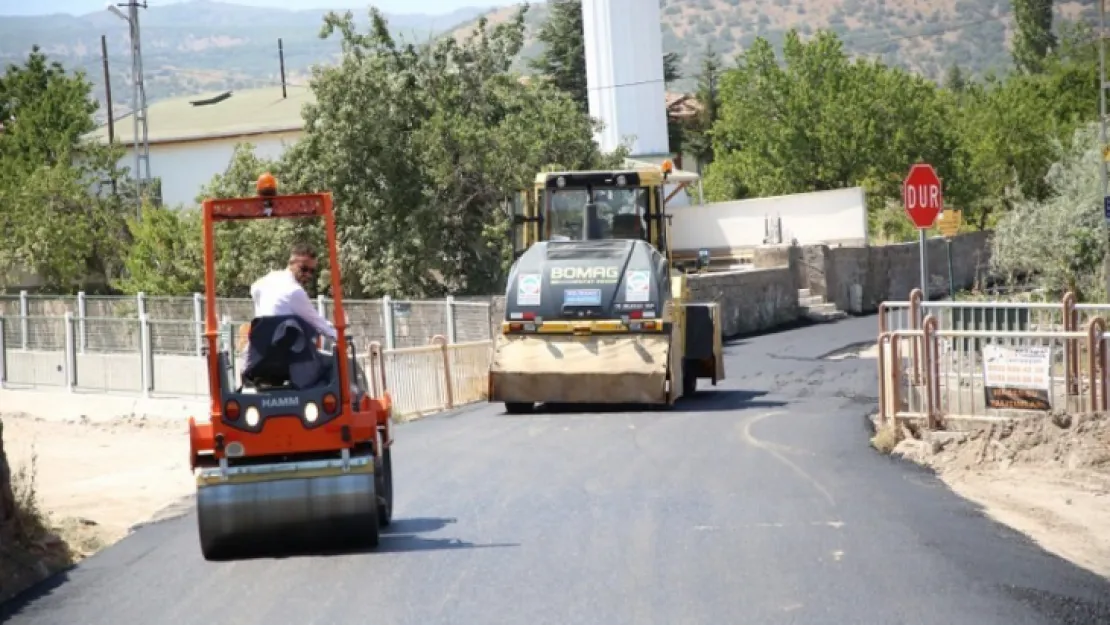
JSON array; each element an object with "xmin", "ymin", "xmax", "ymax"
[
  {"xmin": 241, "ymin": 314, "xmax": 331, "ymax": 390},
  {"xmin": 611, "ymin": 213, "xmax": 645, "ymax": 240}
]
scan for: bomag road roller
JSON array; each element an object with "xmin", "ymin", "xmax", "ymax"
[
  {"xmin": 488, "ymin": 160, "xmax": 725, "ymax": 413},
  {"xmin": 188, "ymin": 173, "xmax": 395, "ymax": 560}
]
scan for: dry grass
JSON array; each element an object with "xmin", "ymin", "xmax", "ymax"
[
  {"xmin": 0, "ymin": 443, "xmax": 77, "ymax": 605},
  {"xmin": 869, "ymin": 416, "xmax": 904, "ymax": 454}
]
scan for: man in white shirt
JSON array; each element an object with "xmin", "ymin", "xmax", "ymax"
[{"xmin": 250, "ymin": 243, "xmax": 338, "ymax": 341}]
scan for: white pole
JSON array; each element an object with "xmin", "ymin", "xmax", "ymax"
[{"xmin": 919, "ymin": 228, "xmax": 929, "ymax": 302}]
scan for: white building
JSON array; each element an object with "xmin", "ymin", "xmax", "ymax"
[{"xmin": 84, "ymin": 85, "xmax": 312, "ymax": 208}]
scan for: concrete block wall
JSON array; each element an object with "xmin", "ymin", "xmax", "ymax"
[
  {"xmin": 4, "ymin": 351, "xmax": 208, "ymax": 396},
  {"xmin": 816, "ymin": 231, "xmax": 991, "ymax": 314},
  {"xmin": 686, "ymin": 268, "xmax": 799, "ymax": 336}
]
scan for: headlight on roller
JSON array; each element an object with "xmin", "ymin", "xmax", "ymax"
[
  {"xmin": 304, "ymin": 401, "xmax": 319, "ymax": 423},
  {"xmin": 245, "ymin": 406, "xmax": 260, "ymax": 427}
]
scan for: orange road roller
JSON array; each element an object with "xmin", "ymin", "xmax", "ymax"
[{"xmin": 188, "ymin": 174, "xmax": 394, "ymax": 560}]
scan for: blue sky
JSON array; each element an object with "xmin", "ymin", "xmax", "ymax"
[{"xmin": 0, "ymin": 0, "xmax": 514, "ymax": 16}]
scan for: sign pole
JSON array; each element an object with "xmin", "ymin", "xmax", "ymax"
[
  {"xmin": 946, "ymin": 238, "xmax": 954, "ymax": 299},
  {"xmin": 936, "ymin": 209, "xmax": 962, "ymax": 299},
  {"xmin": 919, "ymin": 228, "xmax": 929, "ymax": 301}
]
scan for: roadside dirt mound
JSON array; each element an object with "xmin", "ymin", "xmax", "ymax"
[
  {"xmin": 0, "ymin": 416, "xmax": 76, "ymax": 604},
  {"xmin": 886, "ymin": 412, "xmax": 1110, "ymax": 578},
  {"xmin": 0, "ymin": 412, "xmax": 193, "ymax": 605},
  {"xmin": 925, "ymin": 413, "xmax": 1110, "ymax": 473}
]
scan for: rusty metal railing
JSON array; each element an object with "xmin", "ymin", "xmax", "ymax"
[
  {"xmin": 879, "ymin": 289, "xmax": 1087, "ymax": 399},
  {"xmin": 877, "ymin": 313, "xmax": 1108, "ymax": 429},
  {"xmin": 361, "ymin": 336, "xmax": 492, "ymax": 421}
]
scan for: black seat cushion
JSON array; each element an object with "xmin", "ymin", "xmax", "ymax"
[{"xmin": 241, "ymin": 315, "xmax": 328, "ymax": 389}]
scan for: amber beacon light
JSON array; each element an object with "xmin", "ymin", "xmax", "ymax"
[{"xmin": 256, "ymin": 172, "xmax": 278, "ymax": 196}]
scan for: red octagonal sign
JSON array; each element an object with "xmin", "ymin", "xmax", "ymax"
[{"xmin": 903, "ymin": 163, "xmax": 943, "ymax": 229}]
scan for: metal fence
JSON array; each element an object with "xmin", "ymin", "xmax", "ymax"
[
  {"xmin": 876, "ymin": 289, "xmax": 1110, "ymax": 427},
  {"xmin": 0, "ymin": 291, "xmax": 495, "ymax": 355},
  {"xmin": 0, "ymin": 314, "xmax": 493, "ymax": 420}
]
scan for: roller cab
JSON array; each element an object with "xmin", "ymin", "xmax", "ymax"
[{"xmin": 189, "ymin": 175, "xmax": 395, "ymax": 561}]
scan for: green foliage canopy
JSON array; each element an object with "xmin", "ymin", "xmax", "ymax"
[
  {"xmin": 0, "ymin": 47, "xmax": 129, "ymax": 292},
  {"xmin": 117, "ymin": 6, "xmax": 623, "ymax": 299}
]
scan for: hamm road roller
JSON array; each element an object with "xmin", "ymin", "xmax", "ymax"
[
  {"xmin": 488, "ymin": 160, "xmax": 725, "ymax": 413},
  {"xmin": 188, "ymin": 174, "xmax": 394, "ymax": 560}
]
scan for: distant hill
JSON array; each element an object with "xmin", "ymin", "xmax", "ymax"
[
  {"xmin": 451, "ymin": 0, "xmax": 1100, "ymax": 89},
  {"xmin": 0, "ymin": 0, "xmax": 496, "ymax": 122},
  {"xmin": 0, "ymin": 0, "xmax": 1100, "ymax": 126}
]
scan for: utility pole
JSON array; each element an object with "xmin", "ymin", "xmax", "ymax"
[
  {"xmin": 107, "ymin": 1, "xmax": 150, "ymax": 219},
  {"xmin": 100, "ymin": 35, "xmax": 115, "ymax": 145},
  {"xmin": 1101, "ymin": 0, "xmax": 1110, "ymax": 300},
  {"xmin": 100, "ymin": 34, "xmax": 118, "ymax": 197}
]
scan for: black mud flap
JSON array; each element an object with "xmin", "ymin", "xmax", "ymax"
[{"xmin": 684, "ymin": 304, "xmax": 716, "ymax": 380}]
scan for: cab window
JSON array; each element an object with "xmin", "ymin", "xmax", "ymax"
[{"xmin": 546, "ymin": 187, "xmax": 650, "ymax": 242}]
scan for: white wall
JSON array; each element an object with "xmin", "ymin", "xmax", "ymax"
[
  {"xmin": 116, "ymin": 130, "xmax": 304, "ymax": 208},
  {"xmin": 670, "ymin": 187, "xmax": 870, "ymax": 252}
]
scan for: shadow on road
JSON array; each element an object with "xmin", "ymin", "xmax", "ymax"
[
  {"xmin": 223, "ymin": 517, "xmax": 519, "ymax": 561},
  {"xmin": 375, "ymin": 517, "xmax": 520, "ymax": 555},
  {"xmin": 0, "ymin": 569, "xmax": 72, "ymax": 621},
  {"xmin": 501, "ymin": 389, "xmax": 787, "ymax": 416},
  {"xmin": 680, "ymin": 389, "xmax": 788, "ymax": 412}
]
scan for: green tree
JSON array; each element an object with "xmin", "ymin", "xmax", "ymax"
[
  {"xmin": 991, "ymin": 122, "xmax": 1106, "ymax": 300},
  {"xmin": 192, "ymin": 7, "xmax": 623, "ymax": 300},
  {"xmin": 113, "ymin": 202, "xmax": 204, "ymax": 296},
  {"xmin": 952, "ymin": 19, "xmax": 1100, "ymax": 232},
  {"xmin": 663, "ymin": 51, "xmax": 682, "ymax": 84},
  {"xmin": 529, "ymin": 0, "xmax": 586, "ymax": 109},
  {"xmin": 684, "ymin": 43, "xmax": 723, "ymax": 172},
  {"xmin": 296, "ymin": 7, "xmax": 622, "ymax": 297},
  {"xmin": 116, "ymin": 141, "xmax": 324, "ymax": 297},
  {"xmin": 1012, "ymin": 0, "xmax": 1056, "ymax": 74},
  {"xmin": 942, "ymin": 63, "xmax": 966, "ymax": 93},
  {"xmin": 1035, "ymin": 19, "xmax": 1099, "ymax": 139},
  {"xmin": 0, "ymin": 47, "xmax": 129, "ymax": 292},
  {"xmin": 703, "ymin": 29, "xmax": 967, "ymax": 239}
]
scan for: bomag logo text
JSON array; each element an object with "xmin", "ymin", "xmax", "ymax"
[{"xmin": 550, "ymin": 266, "xmax": 619, "ymax": 281}]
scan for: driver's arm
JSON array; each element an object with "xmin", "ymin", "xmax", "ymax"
[{"xmin": 289, "ymin": 286, "xmax": 337, "ymax": 340}]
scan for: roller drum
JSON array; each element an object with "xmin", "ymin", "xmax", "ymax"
[
  {"xmin": 197, "ymin": 467, "xmax": 378, "ymax": 560},
  {"xmin": 490, "ymin": 332, "xmax": 676, "ymax": 405}
]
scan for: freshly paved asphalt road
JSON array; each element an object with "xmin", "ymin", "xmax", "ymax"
[{"xmin": 3, "ymin": 315, "xmax": 1109, "ymax": 625}]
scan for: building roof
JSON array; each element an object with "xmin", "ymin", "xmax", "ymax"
[
  {"xmin": 665, "ymin": 92, "xmax": 702, "ymax": 120},
  {"xmin": 84, "ymin": 82, "xmax": 703, "ymax": 146},
  {"xmin": 85, "ymin": 85, "xmax": 314, "ymax": 146}
]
